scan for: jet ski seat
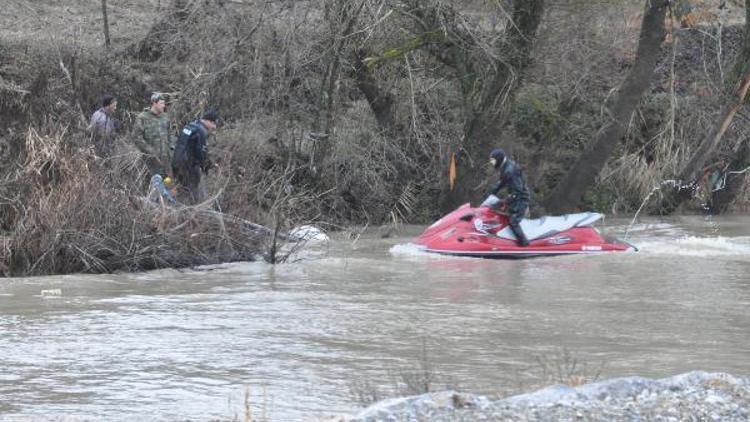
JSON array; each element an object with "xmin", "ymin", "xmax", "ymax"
[{"xmin": 495, "ymin": 212, "xmax": 603, "ymax": 241}]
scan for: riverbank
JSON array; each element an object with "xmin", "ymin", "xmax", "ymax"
[
  {"xmin": 2, "ymin": 0, "xmax": 750, "ymax": 274},
  {"xmin": 336, "ymin": 372, "xmax": 750, "ymax": 421}
]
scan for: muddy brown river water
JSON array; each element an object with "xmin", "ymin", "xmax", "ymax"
[{"xmin": 1, "ymin": 216, "xmax": 749, "ymax": 420}]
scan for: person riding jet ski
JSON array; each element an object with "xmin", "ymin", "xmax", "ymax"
[{"xmin": 482, "ymin": 148, "xmax": 531, "ymax": 247}]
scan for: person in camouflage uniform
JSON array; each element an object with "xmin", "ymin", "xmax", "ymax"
[{"xmin": 133, "ymin": 93, "xmax": 172, "ymax": 175}]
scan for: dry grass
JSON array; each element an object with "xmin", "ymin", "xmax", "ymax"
[
  {"xmin": 0, "ymin": 125, "xmax": 271, "ymax": 276},
  {"xmin": 348, "ymin": 347, "xmax": 606, "ymax": 408},
  {"xmin": 529, "ymin": 348, "xmax": 605, "ymax": 389},
  {"xmin": 348, "ymin": 340, "xmax": 458, "ymax": 407},
  {"xmin": 1, "ymin": 0, "xmax": 156, "ymax": 46}
]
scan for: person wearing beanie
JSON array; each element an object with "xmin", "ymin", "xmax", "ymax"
[
  {"xmin": 484, "ymin": 148, "xmax": 531, "ymax": 247},
  {"xmin": 134, "ymin": 92, "xmax": 172, "ymax": 176},
  {"xmin": 171, "ymin": 109, "xmax": 222, "ymax": 204},
  {"xmin": 89, "ymin": 94, "xmax": 117, "ymax": 156}
]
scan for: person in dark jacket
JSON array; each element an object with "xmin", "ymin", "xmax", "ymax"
[
  {"xmin": 484, "ymin": 148, "xmax": 531, "ymax": 246},
  {"xmin": 172, "ymin": 109, "xmax": 221, "ymax": 204}
]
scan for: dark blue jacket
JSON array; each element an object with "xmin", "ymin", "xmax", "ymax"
[
  {"xmin": 489, "ymin": 159, "xmax": 531, "ymax": 204},
  {"xmin": 173, "ymin": 120, "xmax": 209, "ymax": 168}
]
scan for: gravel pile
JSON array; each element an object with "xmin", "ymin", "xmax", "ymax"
[{"xmin": 332, "ymin": 371, "xmax": 750, "ymax": 421}]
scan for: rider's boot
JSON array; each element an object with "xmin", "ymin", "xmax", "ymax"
[{"xmin": 510, "ymin": 223, "xmax": 530, "ymax": 247}]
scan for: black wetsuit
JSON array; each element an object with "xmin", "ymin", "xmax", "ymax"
[{"xmin": 489, "ymin": 159, "xmax": 531, "ymax": 246}]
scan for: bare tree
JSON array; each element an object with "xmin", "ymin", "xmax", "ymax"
[
  {"xmin": 355, "ymin": 0, "xmax": 545, "ymax": 208},
  {"xmin": 659, "ymin": 0, "xmax": 750, "ymax": 213},
  {"xmin": 447, "ymin": 0, "xmax": 545, "ymax": 208},
  {"xmin": 315, "ymin": 0, "xmax": 368, "ymax": 156}
]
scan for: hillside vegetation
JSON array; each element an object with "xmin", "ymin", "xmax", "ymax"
[{"xmin": 1, "ymin": 0, "xmax": 749, "ymax": 275}]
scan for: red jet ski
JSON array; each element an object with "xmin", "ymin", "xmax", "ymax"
[{"xmin": 414, "ymin": 198, "xmax": 636, "ymax": 258}]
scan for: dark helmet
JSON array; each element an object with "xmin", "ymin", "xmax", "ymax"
[{"xmin": 490, "ymin": 148, "xmax": 506, "ymax": 169}]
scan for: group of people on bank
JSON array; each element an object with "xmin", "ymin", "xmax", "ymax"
[{"xmin": 88, "ymin": 93, "xmax": 222, "ymax": 204}]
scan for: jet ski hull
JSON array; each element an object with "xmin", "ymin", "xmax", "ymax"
[{"xmin": 415, "ymin": 204, "xmax": 636, "ymax": 259}]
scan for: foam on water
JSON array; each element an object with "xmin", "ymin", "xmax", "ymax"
[
  {"xmin": 289, "ymin": 225, "xmax": 330, "ymax": 242},
  {"xmin": 620, "ymin": 222, "xmax": 684, "ymax": 236},
  {"xmin": 197, "ymin": 260, "xmax": 270, "ymax": 273},
  {"xmin": 636, "ymin": 236, "xmax": 750, "ymax": 257},
  {"xmin": 389, "ymin": 243, "xmax": 448, "ymax": 260}
]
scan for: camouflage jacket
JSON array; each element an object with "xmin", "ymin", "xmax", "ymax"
[{"xmin": 133, "ymin": 108, "xmax": 171, "ymax": 165}]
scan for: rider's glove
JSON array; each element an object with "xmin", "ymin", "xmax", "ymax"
[{"xmin": 480, "ymin": 194, "xmax": 501, "ymax": 208}]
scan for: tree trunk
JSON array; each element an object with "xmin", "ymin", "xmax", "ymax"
[
  {"xmin": 101, "ymin": 0, "xmax": 111, "ymax": 49},
  {"xmin": 544, "ymin": 0, "xmax": 669, "ymax": 214},
  {"xmin": 352, "ymin": 48, "xmax": 396, "ymax": 133}
]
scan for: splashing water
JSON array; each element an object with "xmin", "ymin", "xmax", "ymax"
[
  {"xmin": 389, "ymin": 243, "xmax": 446, "ymax": 260},
  {"xmin": 624, "ymin": 165, "xmax": 750, "ymax": 240},
  {"xmin": 624, "ymin": 179, "xmax": 694, "ymax": 240},
  {"xmin": 637, "ymin": 235, "xmax": 750, "ymax": 257}
]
